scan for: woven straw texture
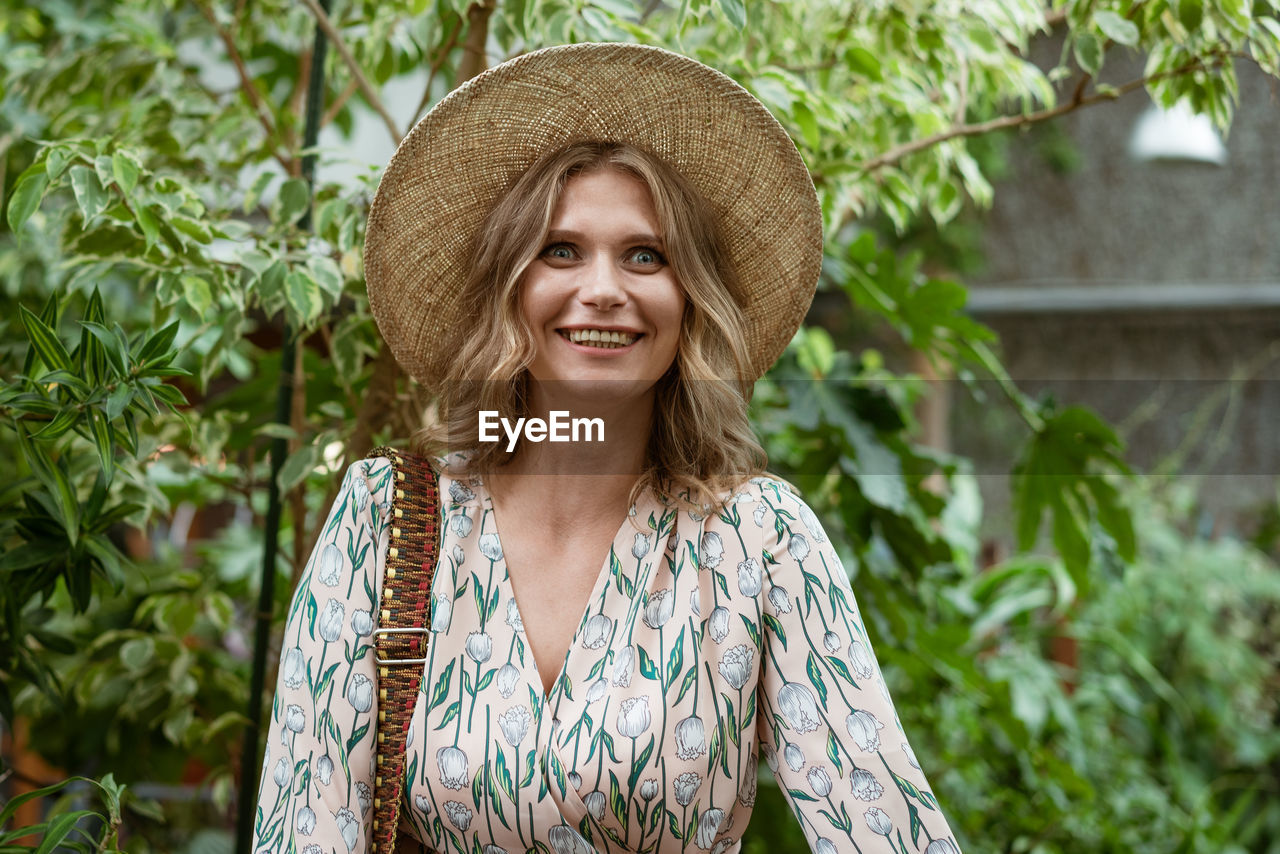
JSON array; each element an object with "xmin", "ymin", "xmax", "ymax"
[
  {"xmin": 368, "ymin": 448, "xmax": 439, "ymax": 854},
  {"xmin": 363, "ymin": 42, "xmax": 823, "ymax": 389}
]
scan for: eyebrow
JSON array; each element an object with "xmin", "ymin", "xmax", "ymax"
[{"xmin": 545, "ymin": 229, "xmax": 665, "ymax": 248}]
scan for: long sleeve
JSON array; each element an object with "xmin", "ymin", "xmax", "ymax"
[
  {"xmin": 753, "ymin": 481, "xmax": 963, "ymax": 854},
  {"xmin": 251, "ymin": 458, "xmax": 393, "ymax": 853}
]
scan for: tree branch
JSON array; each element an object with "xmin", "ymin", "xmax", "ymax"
[
  {"xmin": 321, "ymin": 77, "xmax": 359, "ymax": 127},
  {"xmin": 297, "ymin": 0, "xmax": 403, "ymax": 144},
  {"xmin": 191, "ymin": 0, "xmax": 296, "ymax": 175},
  {"xmin": 859, "ymin": 51, "xmax": 1227, "ymax": 173}
]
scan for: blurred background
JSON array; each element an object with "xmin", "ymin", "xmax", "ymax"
[{"xmin": 2, "ymin": 1, "xmax": 1279, "ymax": 852}]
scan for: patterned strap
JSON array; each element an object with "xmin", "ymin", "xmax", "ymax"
[{"xmin": 367, "ymin": 447, "xmax": 439, "ymax": 854}]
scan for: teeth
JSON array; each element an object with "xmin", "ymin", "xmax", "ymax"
[{"xmin": 561, "ymin": 329, "xmax": 638, "ymax": 348}]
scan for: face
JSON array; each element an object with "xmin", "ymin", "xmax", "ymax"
[{"xmin": 520, "ymin": 167, "xmax": 685, "ymax": 406}]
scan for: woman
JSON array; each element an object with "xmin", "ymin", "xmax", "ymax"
[{"xmin": 252, "ymin": 44, "xmax": 964, "ymax": 854}]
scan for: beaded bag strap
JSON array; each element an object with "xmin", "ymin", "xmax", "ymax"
[{"xmin": 367, "ymin": 447, "xmax": 439, "ymax": 854}]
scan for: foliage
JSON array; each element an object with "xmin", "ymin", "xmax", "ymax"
[{"xmin": 3, "ymin": 0, "xmax": 1279, "ymax": 850}]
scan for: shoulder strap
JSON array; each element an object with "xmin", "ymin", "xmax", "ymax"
[{"xmin": 367, "ymin": 447, "xmax": 439, "ymax": 854}]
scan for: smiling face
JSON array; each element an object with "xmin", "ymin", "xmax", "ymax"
[{"xmin": 520, "ymin": 167, "xmax": 685, "ymax": 405}]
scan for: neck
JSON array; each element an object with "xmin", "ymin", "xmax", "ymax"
[{"xmin": 483, "ymin": 383, "xmax": 654, "ymax": 532}]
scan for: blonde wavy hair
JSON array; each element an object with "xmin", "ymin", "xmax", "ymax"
[{"xmin": 413, "ymin": 140, "xmax": 773, "ymax": 523}]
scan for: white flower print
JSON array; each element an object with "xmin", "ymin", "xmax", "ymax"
[
  {"xmin": 568, "ymin": 771, "xmax": 582, "ymax": 791},
  {"xmin": 583, "ymin": 790, "xmax": 606, "ymax": 821},
  {"xmin": 415, "ymin": 794, "xmax": 431, "ymax": 816},
  {"xmin": 350, "ymin": 467, "xmax": 371, "ymax": 511},
  {"xmin": 815, "ymin": 839, "xmax": 838, "ymax": 854},
  {"xmin": 285, "ymin": 704, "xmax": 305, "ymax": 733},
  {"xmin": 776, "ymin": 682, "xmax": 822, "ymax": 733},
  {"xmin": 848, "ymin": 638, "xmax": 875, "ymax": 679},
  {"xmin": 315, "ymin": 754, "xmax": 333, "ymax": 785},
  {"xmin": 673, "ymin": 771, "xmax": 701, "ymax": 806},
  {"xmin": 406, "ymin": 720, "xmax": 415, "ymax": 750},
  {"xmin": 499, "ymin": 705, "xmax": 532, "ymax": 747},
  {"xmin": 784, "ymin": 743, "xmax": 805, "ymax": 772},
  {"xmin": 797, "ymin": 501, "xmax": 827, "ymax": 542},
  {"xmin": 465, "ymin": 631, "xmax": 492, "ymax": 663},
  {"xmin": 444, "ymin": 800, "xmax": 473, "ymax": 831},
  {"xmin": 296, "ymin": 805, "xmax": 316, "ymax": 835},
  {"xmin": 482, "ymin": 846, "xmax": 508, "ymax": 854},
  {"xmin": 674, "ymin": 715, "xmax": 707, "ymax": 760},
  {"xmin": 632, "ymin": 531, "xmax": 650, "ymax": 559},
  {"xmin": 787, "ymin": 532, "xmax": 811, "ymax": 561},
  {"xmin": 302, "ymin": 846, "xmax": 323, "ymax": 854},
  {"xmin": 432, "ymin": 594, "xmax": 453, "ymax": 632},
  {"xmin": 740, "ymin": 754, "xmax": 758, "ymax": 806},
  {"xmin": 807, "ymin": 766, "xmax": 832, "ymax": 796},
  {"xmin": 282, "ymin": 646, "xmax": 305, "ymax": 689},
  {"xmin": 586, "ymin": 677, "xmax": 608, "ymax": 703},
  {"xmin": 851, "ymin": 768, "xmax": 885, "ymax": 801},
  {"xmin": 437, "ymin": 746, "xmax": 469, "ymax": 789},
  {"xmin": 355, "ymin": 781, "xmax": 371, "ymax": 815},
  {"xmin": 451, "ymin": 543, "xmax": 465, "ymax": 567},
  {"xmin": 479, "ymin": 532, "xmax": 502, "ymax": 561},
  {"xmin": 689, "ymin": 587, "xmax": 701, "ymax": 617},
  {"xmin": 926, "ymin": 840, "xmax": 961, "ymax": 854},
  {"xmin": 347, "ymin": 673, "xmax": 372, "ymax": 713},
  {"xmin": 272, "ymin": 757, "xmax": 290, "ymax": 788},
  {"xmin": 701, "ymin": 531, "xmax": 724, "ymax": 569},
  {"xmin": 350, "ymin": 609, "xmax": 373, "ymax": 637},
  {"xmin": 448, "ymin": 480, "xmax": 474, "ymax": 503},
  {"xmin": 822, "ymin": 631, "xmax": 840, "ymax": 653},
  {"xmin": 643, "ymin": 588, "xmax": 674, "ymax": 629},
  {"xmin": 709, "ymin": 606, "xmax": 730, "ymax": 643},
  {"xmin": 865, "ymin": 806, "xmax": 893, "ymax": 836},
  {"xmin": 718, "ymin": 643, "xmax": 754, "ymax": 690},
  {"xmin": 846, "ymin": 709, "xmax": 885, "ymax": 751},
  {"xmin": 902, "ymin": 741, "xmax": 921, "ymax": 770},
  {"xmin": 497, "ymin": 663, "xmax": 520, "ymax": 698},
  {"xmin": 768, "ymin": 585, "xmax": 792, "ymax": 614},
  {"xmin": 334, "ymin": 806, "xmax": 359, "ymax": 850},
  {"xmin": 451, "ymin": 513, "xmax": 473, "ymax": 538},
  {"xmin": 737, "ymin": 557, "xmax": 762, "ymax": 597},
  {"xmin": 696, "ymin": 807, "xmax": 725, "ymax": 849},
  {"xmin": 639, "ymin": 779, "xmax": 659, "ymax": 801},
  {"xmin": 753, "ymin": 503, "xmax": 767, "ymax": 527},
  {"xmin": 581, "ymin": 614, "xmax": 611, "ymax": 650},
  {"xmin": 611, "ymin": 646, "xmax": 634, "ymax": 687},
  {"xmin": 617, "ymin": 696, "xmax": 651, "ymax": 738},
  {"xmin": 548, "ymin": 825, "xmax": 592, "ymax": 854},
  {"xmin": 316, "ymin": 543, "xmax": 343, "ymax": 587},
  {"xmin": 318, "ymin": 598, "xmax": 344, "ymax": 643},
  {"xmin": 505, "ymin": 597, "xmax": 523, "ymax": 632}
]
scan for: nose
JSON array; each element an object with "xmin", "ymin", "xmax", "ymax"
[{"xmin": 576, "ymin": 254, "xmax": 627, "ymax": 310}]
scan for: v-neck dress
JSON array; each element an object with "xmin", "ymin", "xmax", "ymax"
[{"xmin": 251, "ymin": 455, "xmax": 964, "ymax": 854}]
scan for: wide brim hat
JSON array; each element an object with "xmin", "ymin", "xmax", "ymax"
[{"xmin": 364, "ymin": 42, "xmax": 823, "ymax": 389}]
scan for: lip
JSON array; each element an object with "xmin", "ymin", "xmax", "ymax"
[{"xmin": 556, "ymin": 325, "xmax": 644, "ymax": 335}]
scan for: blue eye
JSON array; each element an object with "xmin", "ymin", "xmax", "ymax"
[
  {"xmin": 542, "ymin": 244, "xmax": 574, "ymax": 260},
  {"xmin": 630, "ymin": 248, "xmax": 665, "ymax": 265}
]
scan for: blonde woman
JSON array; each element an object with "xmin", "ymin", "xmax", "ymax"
[{"xmin": 252, "ymin": 43, "xmax": 964, "ymax": 854}]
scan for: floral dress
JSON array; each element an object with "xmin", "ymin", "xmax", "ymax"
[{"xmin": 252, "ymin": 455, "xmax": 963, "ymax": 854}]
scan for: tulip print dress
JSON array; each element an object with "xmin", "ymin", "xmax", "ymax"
[{"xmin": 252, "ymin": 455, "xmax": 964, "ymax": 854}]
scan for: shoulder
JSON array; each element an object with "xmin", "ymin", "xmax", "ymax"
[{"xmin": 740, "ymin": 476, "xmax": 832, "ymax": 557}]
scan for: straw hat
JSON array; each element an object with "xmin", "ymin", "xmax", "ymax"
[{"xmin": 363, "ymin": 42, "xmax": 823, "ymax": 389}]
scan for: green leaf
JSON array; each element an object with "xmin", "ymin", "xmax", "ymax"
[
  {"xmin": 20, "ymin": 304, "xmax": 72, "ymax": 373},
  {"xmin": 243, "ymin": 170, "xmax": 276, "ymax": 214},
  {"xmin": 112, "ymin": 150, "xmax": 142, "ymax": 194},
  {"xmin": 80, "ymin": 321, "xmax": 128, "ymax": 377},
  {"xmin": 285, "ymin": 271, "xmax": 323, "ymax": 325},
  {"xmin": 1073, "ymin": 33, "xmax": 1102, "ymax": 75},
  {"xmin": 716, "ymin": 0, "xmax": 746, "ymax": 29},
  {"xmin": 7, "ymin": 165, "xmax": 49, "ymax": 232},
  {"xmin": 88, "ymin": 408, "xmax": 114, "ymax": 482},
  {"xmin": 278, "ymin": 444, "xmax": 321, "ymax": 494},
  {"xmin": 1094, "ymin": 10, "xmax": 1138, "ymax": 46},
  {"xmin": 137, "ymin": 321, "xmax": 181, "ymax": 366},
  {"xmin": 70, "ymin": 164, "xmax": 111, "ymax": 221},
  {"xmin": 33, "ymin": 407, "xmax": 80, "ymax": 441},
  {"xmin": 638, "ymin": 645, "xmax": 661, "ymax": 681},
  {"xmin": 172, "ymin": 215, "xmax": 213, "ymax": 244},
  {"xmin": 274, "ymin": 177, "xmax": 311, "ymax": 226},
  {"xmin": 181, "ymin": 274, "xmax": 213, "ymax": 315}
]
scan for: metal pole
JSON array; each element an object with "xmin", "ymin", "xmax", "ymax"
[{"xmin": 235, "ymin": 2, "xmax": 330, "ymax": 850}]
